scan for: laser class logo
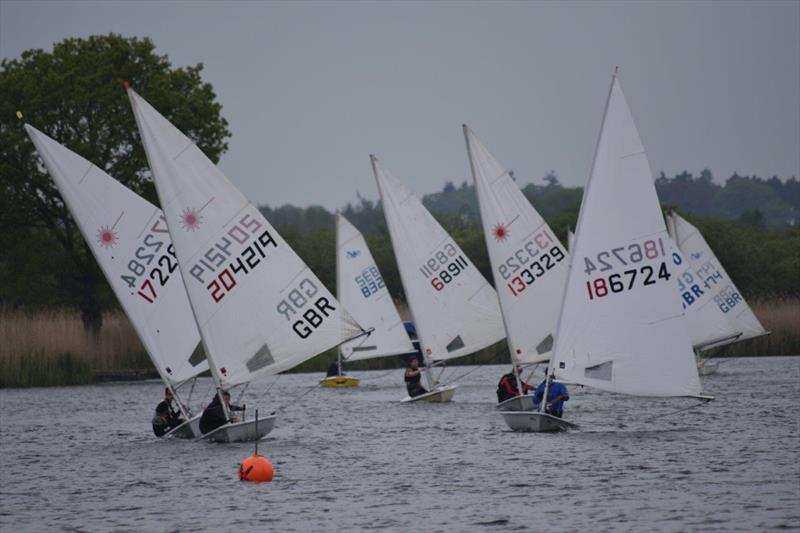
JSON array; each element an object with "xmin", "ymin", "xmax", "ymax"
[
  {"xmin": 96, "ymin": 211, "xmax": 124, "ymax": 249},
  {"xmin": 346, "ymin": 250, "xmax": 361, "ymax": 259},
  {"xmin": 179, "ymin": 198, "xmax": 215, "ymax": 232},
  {"xmin": 492, "ymin": 223, "xmax": 509, "ymax": 242}
]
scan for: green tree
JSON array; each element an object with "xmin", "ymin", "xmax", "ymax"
[{"xmin": 0, "ymin": 34, "xmax": 231, "ymax": 333}]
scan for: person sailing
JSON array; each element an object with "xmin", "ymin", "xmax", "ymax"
[
  {"xmin": 496, "ymin": 365, "xmax": 534, "ymax": 403},
  {"xmin": 152, "ymin": 387, "xmax": 186, "ymax": 437},
  {"xmin": 404, "ymin": 356, "xmax": 428, "ymax": 398},
  {"xmin": 199, "ymin": 390, "xmax": 245, "ymax": 434},
  {"xmin": 532, "ymin": 368, "xmax": 570, "ymax": 418},
  {"xmin": 326, "ymin": 360, "xmax": 340, "ymax": 377}
]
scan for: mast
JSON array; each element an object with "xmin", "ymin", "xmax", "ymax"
[
  {"xmin": 335, "ymin": 213, "xmax": 343, "ymax": 377},
  {"xmin": 462, "ymin": 124, "xmax": 523, "ymax": 395},
  {"xmin": 542, "ymin": 66, "xmax": 619, "ymax": 412}
]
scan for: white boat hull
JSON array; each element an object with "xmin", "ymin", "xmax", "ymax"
[
  {"xmin": 201, "ymin": 415, "xmax": 277, "ymax": 443},
  {"xmin": 496, "ymin": 395, "xmax": 535, "ymax": 411},
  {"xmin": 165, "ymin": 413, "xmax": 202, "ymax": 439},
  {"xmin": 401, "ymin": 384, "xmax": 457, "ymax": 403},
  {"xmin": 697, "ymin": 361, "xmax": 718, "ymax": 376},
  {"xmin": 500, "ymin": 412, "xmax": 576, "ymax": 432}
]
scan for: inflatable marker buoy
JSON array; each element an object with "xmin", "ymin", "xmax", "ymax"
[{"xmin": 239, "ymin": 454, "xmax": 273, "ymax": 483}]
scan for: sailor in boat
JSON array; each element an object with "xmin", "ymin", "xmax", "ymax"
[
  {"xmin": 152, "ymin": 387, "xmax": 186, "ymax": 437},
  {"xmin": 199, "ymin": 391, "xmax": 246, "ymax": 434},
  {"xmin": 532, "ymin": 369, "xmax": 570, "ymax": 418},
  {"xmin": 404, "ymin": 356, "xmax": 428, "ymax": 398},
  {"xmin": 496, "ymin": 365, "xmax": 534, "ymax": 403},
  {"xmin": 326, "ymin": 360, "xmax": 344, "ymax": 378}
]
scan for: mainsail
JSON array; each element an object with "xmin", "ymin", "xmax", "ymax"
[
  {"xmin": 464, "ymin": 125, "xmax": 569, "ymax": 364},
  {"xmin": 551, "ymin": 73, "xmax": 702, "ymax": 397},
  {"xmin": 128, "ymin": 89, "xmax": 363, "ymax": 389},
  {"xmin": 25, "ymin": 125, "xmax": 206, "ymax": 387},
  {"xmin": 668, "ymin": 212, "xmax": 767, "ymax": 343},
  {"xmin": 336, "ymin": 213, "xmax": 413, "ymax": 361},
  {"xmin": 371, "ymin": 155, "xmax": 505, "ymax": 362}
]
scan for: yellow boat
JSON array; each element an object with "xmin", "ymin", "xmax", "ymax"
[{"xmin": 319, "ymin": 375, "xmax": 360, "ymax": 388}]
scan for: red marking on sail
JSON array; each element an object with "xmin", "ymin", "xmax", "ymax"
[{"xmin": 492, "ymin": 223, "xmax": 509, "ymax": 242}]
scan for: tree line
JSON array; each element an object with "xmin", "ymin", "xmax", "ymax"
[{"xmin": 1, "ymin": 35, "xmax": 797, "ymax": 337}]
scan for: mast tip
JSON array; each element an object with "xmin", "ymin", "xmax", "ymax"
[{"xmin": 122, "ymin": 80, "xmax": 130, "ymax": 89}]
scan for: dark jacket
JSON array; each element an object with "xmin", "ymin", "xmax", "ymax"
[
  {"xmin": 496, "ymin": 372, "xmax": 533, "ymax": 403},
  {"xmin": 152, "ymin": 399, "xmax": 182, "ymax": 437},
  {"xmin": 199, "ymin": 395, "xmax": 245, "ymax": 435}
]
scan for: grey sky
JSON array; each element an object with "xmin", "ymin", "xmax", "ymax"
[{"xmin": 2, "ymin": 0, "xmax": 798, "ymax": 210}]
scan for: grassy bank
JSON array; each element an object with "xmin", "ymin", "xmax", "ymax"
[{"xmin": 1, "ymin": 298, "xmax": 798, "ymax": 388}]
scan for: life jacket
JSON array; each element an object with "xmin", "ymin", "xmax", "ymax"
[{"xmin": 496, "ymin": 373, "xmax": 518, "ymax": 403}]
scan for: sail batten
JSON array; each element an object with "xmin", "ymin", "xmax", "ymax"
[
  {"xmin": 551, "ymin": 74, "xmax": 702, "ymax": 397},
  {"xmin": 371, "ymin": 155, "xmax": 505, "ymax": 362},
  {"xmin": 128, "ymin": 89, "xmax": 363, "ymax": 389}
]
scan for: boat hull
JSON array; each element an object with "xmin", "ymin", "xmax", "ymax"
[
  {"xmin": 495, "ymin": 395, "xmax": 535, "ymax": 411},
  {"xmin": 500, "ymin": 412, "xmax": 576, "ymax": 432},
  {"xmin": 165, "ymin": 413, "xmax": 202, "ymax": 439},
  {"xmin": 319, "ymin": 376, "xmax": 360, "ymax": 388},
  {"xmin": 401, "ymin": 384, "xmax": 457, "ymax": 403},
  {"xmin": 697, "ymin": 361, "xmax": 718, "ymax": 376},
  {"xmin": 201, "ymin": 415, "xmax": 277, "ymax": 443}
]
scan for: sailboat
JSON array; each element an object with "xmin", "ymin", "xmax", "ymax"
[
  {"xmin": 463, "ymin": 125, "xmax": 570, "ymax": 411},
  {"xmin": 320, "ymin": 213, "xmax": 414, "ymax": 388},
  {"xmin": 502, "ymin": 69, "xmax": 712, "ymax": 432},
  {"xmin": 25, "ymin": 125, "xmax": 208, "ymax": 438},
  {"xmin": 667, "ymin": 211, "xmax": 769, "ymax": 374},
  {"xmin": 371, "ymin": 155, "xmax": 506, "ymax": 402},
  {"xmin": 128, "ymin": 88, "xmax": 368, "ymax": 442}
]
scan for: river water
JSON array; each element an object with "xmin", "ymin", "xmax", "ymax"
[{"xmin": 1, "ymin": 356, "xmax": 798, "ymax": 532}]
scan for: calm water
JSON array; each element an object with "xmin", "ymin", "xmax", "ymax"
[{"xmin": 1, "ymin": 357, "xmax": 798, "ymax": 532}]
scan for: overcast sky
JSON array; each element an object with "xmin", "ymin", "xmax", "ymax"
[{"xmin": 2, "ymin": 0, "xmax": 798, "ymax": 210}]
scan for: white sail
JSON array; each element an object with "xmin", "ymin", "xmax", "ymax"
[
  {"xmin": 668, "ymin": 212, "xmax": 767, "ymax": 342},
  {"xmin": 665, "ymin": 228, "xmax": 741, "ymax": 349},
  {"xmin": 371, "ymin": 156, "xmax": 505, "ymax": 362},
  {"xmin": 551, "ymin": 74, "xmax": 702, "ymax": 397},
  {"xmin": 464, "ymin": 125, "xmax": 568, "ymax": 364},
  {"xmin": 336, "ymin": 214, "xmax": 413, "ymax": 361},
  {"xmin": 25, "ymin": 125, "xmax": 207, "ymax": 386},
  {"xmin": 128, "ymin": 89, "xmax": 363, "ymax": 389}
]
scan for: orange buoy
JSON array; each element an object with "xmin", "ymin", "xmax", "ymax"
[{"xmin": 239, "ymin": 454, "xmax": 274, "ymax": 483}]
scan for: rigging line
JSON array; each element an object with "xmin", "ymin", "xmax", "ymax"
[
  {"xmin": 354, "ymin": 368, "xmax": 398, "ymax": 381},
  {"xmin": 269, "ymin": 381, "xmax": 321, "ymax": 415},
  {"xmin": 644, "ymin": 398, "xmax": 713, "ymax": 422},
  {"xmin": 258, "ymin": 374, "xmax": 282, "ymax": 400},
  {"xmin": 440, "ymin": 364, "xmax": 483, "ymax": 386},
  {"xmin": 236, "ymin": 382, "xmax": 249, "ymax": 404},
  {"xmin": 185, "ymin": 377, "xmax": 197, "ymax": 414}
]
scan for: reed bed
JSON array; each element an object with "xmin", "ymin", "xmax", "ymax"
[
  {"xmin": 1, "ymin": 299, "xmax": 797, "ymax": 387},
  {"xmin": 0, "ymin": 308, "xmax": 149, "ymax": 388},
  {"xmin": 715, "ymin": 298, "xmax": 800, "ymax": 357}
]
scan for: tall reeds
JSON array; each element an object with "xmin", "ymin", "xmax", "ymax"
[
  {"xmin": 0, "ymin": 308, "xmax": 149, "ymax": 388},
  {"xmin": 1, "ymin": 299, "xmax": 797, "ymax": 387}
]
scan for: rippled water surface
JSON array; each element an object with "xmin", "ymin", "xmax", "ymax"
[{"xmin": 1, "ymin": 357, "xmax": 799, "ymax": 532}]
